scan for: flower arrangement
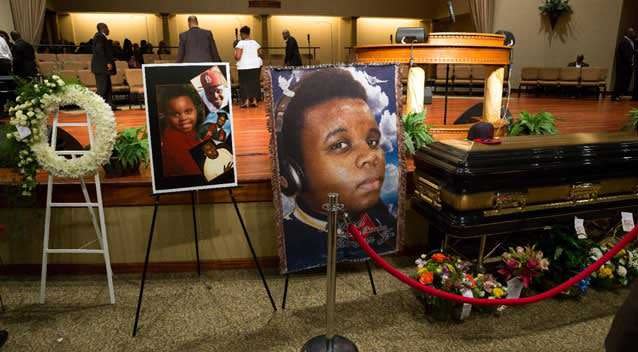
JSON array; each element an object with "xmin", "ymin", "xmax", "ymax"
[
  {"xmin": 589, "ymin": 244, "xmax": 638, "ymax": 288},
  {"xmin": 498, "ymin": 245, "xmax": 550, "ymax": 288},
  {"xmin": 415, "ymin": 252, "xmax": 473, "ymax": 293},
  {"xmin": 5, "ymin": 76, "xmax": 117, "ymax": 195},
  {"xmin": 537, "ymin": 228, "xmax": 593, "ymax": 297},
  {"xmin": 474, "ymin": 273, "xmax": 508, "ymax": 299}
]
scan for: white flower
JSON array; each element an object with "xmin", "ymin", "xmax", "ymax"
[
  {"xmin": 57, "ymin": 80, "xmax": 65, "ymax": 86},
  {"xmin": 6, "ymin": 133, "xmax": 12, "ymax": 139},
  {"xmin": 590, "ymin": 248, "xmax": 603, "ymax": 259},
  {"xmin": 52, "ymin": 75, "xmax": 60, "ymax": 79},
  {"xmin": 617, "ymin": 266, "xmax": 628, "ymax": 277},
  {"xmin": 516, "ymin": 246, "xmax": 525, "ymax": 254}
]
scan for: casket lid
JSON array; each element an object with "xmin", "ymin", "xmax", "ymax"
[{"xmin": 415, "ymin": 132, "xmax": 638, "ymax": 181}]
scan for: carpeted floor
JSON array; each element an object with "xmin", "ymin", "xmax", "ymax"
[{"xmin": 0, "ymin": 259, "xmax": 628, "ymax": 352}]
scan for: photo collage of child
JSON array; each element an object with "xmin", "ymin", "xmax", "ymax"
[{"xmin": 151, "ymin": 65, "xmax": 236, "ymax": 192}]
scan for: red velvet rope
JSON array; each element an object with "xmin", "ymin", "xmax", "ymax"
[{"xmin": 348, "ymin": 224, "xmax": 638, "ymax": 306}]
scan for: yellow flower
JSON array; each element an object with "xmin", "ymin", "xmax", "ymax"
[
  {"xmin": 492, "ymin": 287, "xmax": 505, "ymax": 298},
  {"xmin": 417, "ymin": 267, "xmax": 428, "ymax": 276},
  {"xmin": 598, "ymin": 266, "xmax": 614, "ymax": 279}
]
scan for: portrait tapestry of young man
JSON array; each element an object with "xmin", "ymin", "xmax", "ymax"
[
  {"xmin": 267, "ymin": 65, "xmax": 405, "ymax": 273},
  {"xmin": 143, "ymin": 63, "xmax": 238, "ymax": 194}
]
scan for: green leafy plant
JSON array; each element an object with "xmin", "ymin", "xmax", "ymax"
[
  {"xmin": 508, "ymin": 111, "xmax": 559, "ymax": 136},
  {"xmin": 539, "ymin": 0, "xmax": 573, "ymax": 14},
  {"xmin": 0, "ymin": 124, "xmax": 20, "ymax": 168},
  {"xmin": 106, "ymin": 127, "xmax": 149, "ymax": 175},
  {"xmin": 539, "ymin": 0, "xmax": 573, "ymax": 29},
  {"xmin": 629, "ymin": 108, "xmax": 638, "ymax": 132},
  {"xmin": 402, "ymin": 111, "xmax": 434, "ymax": 155}
]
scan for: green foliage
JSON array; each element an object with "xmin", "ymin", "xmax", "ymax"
[
  {"xmin": 0, "ymin": 124, "xmax": 20, "ymax": 168},
  {"xmin": 402, "ymin": 111, "xmax": 434, "ymax": 155},
  {"xmin": 629, "ymin": 108, "xmax": 638, "ymax": 132},
  {"xmin": 508, "ymin": 111, "xmax": 559, "ymax": 136},
  {"xmin": 111, "ymin": 127, "xmax": 149, "ymax": 170},
  {"xmin": 539, "ymin": 0, "xmax": 573, "ymax": 15}
]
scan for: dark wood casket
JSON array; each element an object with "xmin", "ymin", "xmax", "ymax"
[{"xmin": 412, "ymin": 132, "xmax": 638, "ymax": 245}]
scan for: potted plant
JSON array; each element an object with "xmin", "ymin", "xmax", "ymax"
[
  {"xmin": 402, "ymin": 111, "xmax": 434, "ymax": 171},
  {"xmin": 0, "ymin": 123, "xmax": 23, "ymax": 184},
  {"xmin": 104, "ymin": 127, "xmax": 149, "ymax": 177},
  {"xmin": 628, "ymin": 108, "xmax": 638, "ymax": 133},
  {"xmin": 539, "ymin": 0, "xmax": 573, "ymax": 30},
  {"xmin": 508, "ymin": 111, "xmax": 559, "ymax": 136}
]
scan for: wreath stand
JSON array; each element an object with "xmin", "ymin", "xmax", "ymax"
[
  {"xmin": 40, "ymin": 110, "xmax": 115, "ymax": 304},
  {"xmin": 131, "ymin": 188, "xmax": 278, "ymax": 337}
]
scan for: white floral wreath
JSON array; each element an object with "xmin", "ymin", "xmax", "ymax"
[{"xmin": 8, "ymin": 79, "xmax": 116, "ymax": 192}]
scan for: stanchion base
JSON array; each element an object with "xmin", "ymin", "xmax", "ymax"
[{"xmin": 301, "ymin": 335, "xmax": 358, "ymax": 352}]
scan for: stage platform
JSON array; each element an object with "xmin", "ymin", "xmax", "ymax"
[{"xmin": 7, "ymin": 95, "xmax": 633, "ymax": 206}]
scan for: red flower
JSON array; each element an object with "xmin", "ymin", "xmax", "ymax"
[
  {"xmin": 419, "ymin": 271, "xmax": 434, "ymax": 285},
  {"xmin": 526, "ymin": 258, "xmax": 539, "ymax": 269},
  {"xmin": 432, "ymin": 253, "xmax": 447, "ymax": 263}
]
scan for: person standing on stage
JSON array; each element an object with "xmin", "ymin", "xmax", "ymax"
[
  {"xmin": 234, "ymin": 26, "xmax": 263, "ymax": 108},
  {"xmin": 633, "ymin": 35, "xmax": 638, "ymax": 101},
  {"xmin": 91, "ymin": 23, "xmax": 116, "ymax": 107},
  {"xmin": 283, "ymin": 29, "xmax": 302, "ymax": 67},
  {"xmin": 612, "ymin": 28, "xmax": 636, "ymax": 101},
  {"xmin": 10, "ymin": 31, "xmax": 37, "ymax": 77},
  {"xmin": 176, "ymin": 16, "xmax": 221, "ymax": 63}
]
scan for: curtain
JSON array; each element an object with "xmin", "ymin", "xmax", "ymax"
[
  {"xmin": 468, "ymin": 0, "xmax": 494, "ymax": 33},
  {"xmin": 10, "ymin": 0, "xmax": 46, "ymax": 44}
]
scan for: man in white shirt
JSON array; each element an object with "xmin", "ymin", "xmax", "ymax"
[
  {"xmin": 201, "ymin": 140, "xmax": 233, "ymax": 182},
  {"xmin": 0, "ymin": 36, "xmax": 12, "ymax": 75}
]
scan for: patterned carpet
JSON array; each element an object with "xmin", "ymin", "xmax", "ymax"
[{"xmin": 0, "ymin": 259, "xmax": 628, "ymax": 352}]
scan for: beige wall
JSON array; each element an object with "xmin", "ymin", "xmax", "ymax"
[
  {"xmin": 172, "ymin": 14, "xmax": 261, "ymax": 63},
  {"xmin": 493, "ymin": 0, "xmax": 623, "ymax": 88},
  {"xmin": 0, "ymin": 0, "xmax": 14, "ymax": 33},
  {"xmin": 0, "ymin": 203, "xmax": 427, "ymax": 266},
  {"xmin": 67, "ymin": 12, "xmax": 163, "ymax": 45},
  {"xmin": 49, "ymin": 0, "xmax": 445, "ymax": 19},
  {"xmin": 57, "ymin": 13, "xmax": 74, "ymax": 42},
  {"xmin": 357, "ymin": 17, "xmax": 428, "ymax": 46}
]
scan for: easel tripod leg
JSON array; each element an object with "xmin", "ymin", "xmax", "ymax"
[
  {"xmin": 366, "ymin": 261, "xmax": 377, "ymax": 295},
  {"xmin": 191, "ymin": 191, "xmax": 201, "ymax": 276},
  {"xmin": 281, "ymin": 274, "xmax": 289, "ymax": 310},
  {"xmin": 132, "ymin": 196, "xmax": 160, "ymax": 337},
  {"xmin": 228, "ymin": 189, "xmax": 277, "ymax": 311}
]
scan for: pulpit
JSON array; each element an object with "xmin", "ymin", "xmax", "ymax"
[{"xmin": 355, "ymin": 32, "xmax": 512, "ymax": 137}]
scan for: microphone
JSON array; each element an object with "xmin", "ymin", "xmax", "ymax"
[{"xmin": 448, "ymin": 0, "xmax": 456, "ymax": 23}]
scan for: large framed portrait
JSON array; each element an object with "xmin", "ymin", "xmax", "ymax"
[
  {"xmin": 266, "ymin": 64, "xmax": 405, "ymax": 273},
  {"xmin": 143, "ymin": 63, "xmax": 237, "ymax": 194}
]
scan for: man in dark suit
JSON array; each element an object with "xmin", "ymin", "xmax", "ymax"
[
  {"xmin": 176, "ymin": 16, "xmax": 221, "ymax": 63},
  {"xmin": 567, "ymin": 54, "xmax": 589, "ymax": 68},
  {"xmin": 612, "ymin": 28, "xmax": 636, "ymax": 101},
  {"xmin": 605, "ymin": 280, "xmax": 638, "ymax": 351},
  {"xmin": 9, "ymin": 31, "xmax": 36, "ymax": 77},
  {"xmin": 91, "ymin": 23, "xmax": 116, "ymax": 107},
  {"xmin": 283, "ymin": 29, "xmax": 302, "ymax": 66}
]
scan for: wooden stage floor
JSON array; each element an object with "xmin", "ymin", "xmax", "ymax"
[
  {"xmin": 46, "ymin": 95, "xmax": 636, "ymax": 204},
  {"xmin": 58, "ymin": 96, "xmax": 637, "ymax": 183}
]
